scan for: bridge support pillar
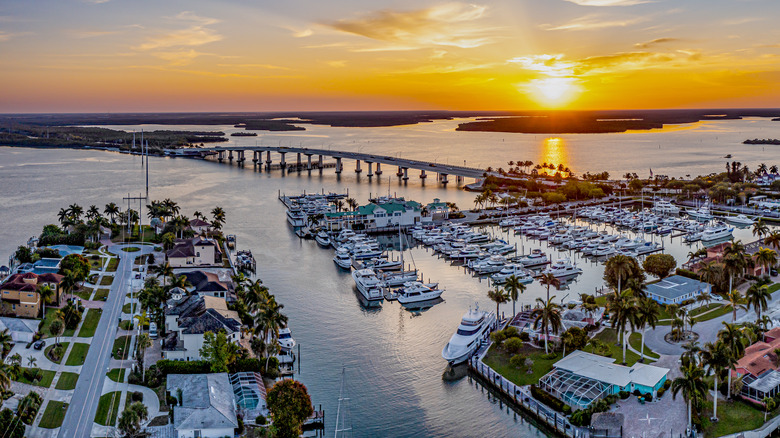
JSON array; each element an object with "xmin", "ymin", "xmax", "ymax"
[
  {"xmin": 355, "ymin": 160, "xmax": 362, "ymax": 173},
  {"xmin": 238, "ymin": 150, "xmax": 246, "ymax": 164},
  {"xmin": 280, "ymin": 152, "xmax": 287, "ymax": 171},
  {"xmin": 396, "ymin": 166, "xmax": 403, "ymax": 177},
  {"xmin": 265, "ymin": 151, "xmax": 272, "ymax": 169},
  {"xmin": 228, "ymin": 150, "xmax": 234, "ymax": 163},
  {"xmin": 318, "ymin": 155, "xmax": 324, "ymax": 169},
  {"xmin": 252, "ymin": 151, "xmax": 258, "ymax": 163},
  {"xmin": 335, "ymin": 157, "xmax": 342, "ymax": 174},
  {"xmin": 457, "ymin": 175, "xmax": 464, "ymax": 184},
  {"xmin": 420, "ymin": 169, "xmax": 427, "ymax": 179},
  {"xmin": 367, "ymin": 162, "xmax": 374, "ymax": 177},
  {"xmin": 440, "ymin": 173, "xmax": 449, "ymax": 184},
  {"xmin": 218, "ymin": 151, "xmax": 224, "ymax": 163},
  {"xmin": 306, "ymin": 154, "xmax": 312, "ymax": 170},
  {"xmin": 375, "ymin": 162, "xmax": 382, "ymax": 175},
  {"xmin": 297, "ymin": 153, "xmax": 302, "ymax": 170},
  {"xmin": 403, "ymin": 167, "xmax": 409, "ymax": 181}
]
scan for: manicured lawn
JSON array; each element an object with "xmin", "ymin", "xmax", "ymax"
[
  {"xmin": 78, "ymin": 308, "xmax": 102, "ymax": 337},
  {"xmin": 482, "ymin": 343, "xmax": 559, "ymax": 386},
  {"xmin": 768, "ymin": 283, "xmax": 780, "ymax": 294},
  {"xmin": 695, "ymin": 305, "xmax": 735, "ymax": 322},
  {"xmin": 113, "ymin": 335, "xmax": 132, "ymax": 360},
  {"xmin": 94, "ymin": 391, "xmax": 122, "ymax": 426},
  {"xmin": 107, "ymin": 368, "xmax": 126, "ymax": 383},
  {"xmin": 119, "ymin": 320, "xmax": 134, "ymax": 330},
  {"xmin": 121, "ymin": 246, "xmax": 141, "ymax": 252},
  {"xmin": 15, "ymin": 367, "xmax": 56, "ymax": 388},
  {"xmin": 702, "ymin": 400, "xmax": 779, "ymax": 437},
  {"xmin": 38, "ymin": 401, "xmax": 68, "ymax": 429},
  {"xmin": 55, "ymin": 372, "xmax": 79, "ymax": 390},
  {"xmin": 44, "ymin": 342, "xmax": 69, "ymax": 364},
  {"xmin": 40, "ymin": 308, "xmax": 62, "ymax": 339},
  {"xmin": 94, "ymin": 288, "xmax": 110, "ymax": 301},
  {"xmin": 688, "ymin": 302, "xmax": 722, "ymax": 317},
  {"xmin": 628, "ymin": 332, "xmax": 659, "ymax": 360},
  {"xmin": 100, "ymin": 275, "xmax": 114, "ymax": 286},
  {"xmin": 73, "ymin": 287, "xmax": 93, "ymax": 301},
  {"xmin": 65, "ymin": 343, "xmax": 90, "ymax": 366},
  {"xmin": 107, "ymin": 258, "xmax": 118, "ymax": 272},
  {"xmin": 122, "ymin": 303, "xmax": 135, "ymax": 314},
  {"xmin": 89, "ymin": 257, "xmax": 104, "ymax": 270},
  {"xmin": 583, "ymin": 328, "xmax": 641, "ymax": 365}
]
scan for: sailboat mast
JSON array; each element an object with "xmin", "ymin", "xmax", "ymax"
[{"xmin": 145, "ymin": 139, "xmax": 149, "ymax": 199}]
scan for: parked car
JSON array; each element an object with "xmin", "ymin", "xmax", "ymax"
[
  {"xmin": 149, "ymin": 322, "xmax": 158, "ymax": 339},
  {"xmin": 33, "ymin": 340, "xmax": 45, "ymax": 350}
]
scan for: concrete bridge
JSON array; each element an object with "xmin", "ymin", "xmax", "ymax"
[{"xmin": 181, "ymin": 145, "xmax": 492, "ymax": 184}]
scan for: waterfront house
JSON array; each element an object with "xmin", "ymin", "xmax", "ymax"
[
  {"xmin": 645, "ymin": 275, "xmax": 712, "ymax": 305},
  {"xmin": 734, "ymin": 327, "xmax": 780, "ymax": 404},
  {"xmin": 180, "ymin": 270, "xmax": 234, "ymax": 302},
  {"xmin": 538, "ymin": 350, "xmax": 669, "ymax": 410},
  {"xmin": 167, "ymin": 373, "xmax": 238, "ymax": 438},
  {"xmin": 0, "ymin": 272, "xmax": 63, "ymax": 318},
  {"xmin": 189, "ymin": 218, "xmax": 212, "ymax": 235},
  {"xmin": 0, "ymin": 317, "xmax": 39, "ymax": 343},
  {"xmin": 162, "ymin": 295, "xmax": 241, "ymax": 361},
  {"xmin": 323, "ymin": 199, "xmax": 421, "ymax": 231},
  {"xmin": 166, "ymin": 237, "xmax": 222, "ymax": 268},
  {"xmin": 683, "ymin": 240, "xmax": 775, "ymax": 277}
]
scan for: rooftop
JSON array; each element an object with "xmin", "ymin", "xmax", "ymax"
[
  {"xmin": 645, "ymin": 275, "xmax": 710, "ymax": 300},
  {"xmin": 167, "ymin": 373, "xmax": 238, "ymax": 430},
  {"xmin": 552, "ymin": 350, "xmax": 669, "ymax": 389}
]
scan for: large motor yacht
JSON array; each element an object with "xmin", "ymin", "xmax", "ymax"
[{"xmin": 442, "ymin": 305, "xmax": 497, "ymax": 364}]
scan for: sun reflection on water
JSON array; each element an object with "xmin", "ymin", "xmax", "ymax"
[{"xmin": 538, "ymin": 137, "xmax": 569, "ymax": 175}]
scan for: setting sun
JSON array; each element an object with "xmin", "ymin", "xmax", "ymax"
[{"xmin": 526, "ymin": 78, "xmax": 582, "ymax": 108}]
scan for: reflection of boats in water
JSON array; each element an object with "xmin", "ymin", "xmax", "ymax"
[{"xmin": 401, "ymin": 297, "xmax": 444, "ymax": 313}]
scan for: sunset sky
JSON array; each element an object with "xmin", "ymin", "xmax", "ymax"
[{"xmin": 2, "ymin": 0, "xmax": 779, "ymax": 112}]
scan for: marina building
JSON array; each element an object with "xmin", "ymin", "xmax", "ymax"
[
  {"xmin": 539, "ymin": 350, "xmax": 669, "ymax": 410},
  {"xmin": 645, "ymin": 275, "xmax": 711, "ymax": 305},
  {"xmin": 324, "ymin": 199, "xmax": 422, "ymax": 230}
]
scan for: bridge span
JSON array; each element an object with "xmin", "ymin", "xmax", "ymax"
[{"xmin": 181, "ymin": 145, "xmax": 491, "ymax": 184}]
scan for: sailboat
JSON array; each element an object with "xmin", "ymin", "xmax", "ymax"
[
  {"xmin": 379, "ymin": 225, "xmax": 419, "ymax": 287},
  {"xmin": 334, "ymin": 367, "xmax": 353, "ymax": 437}
]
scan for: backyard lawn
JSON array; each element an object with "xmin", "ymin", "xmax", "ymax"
[
  {"xmin": 14, "ymin": 367, "xmax": 56, "ymax": 388},
  {"xmin": 94, "ymin": 391, "xmax": 122, "ymax": 426},
  {"xmin": 55, "ymin": 372, "xmax": 79, "ymax": 390},
  {"xmin": 482, "ymin": 343, "xmax": 559, "ymax": 386},
  {"xmin": 628, "ymin": 332, "xmax": 659, "ymax": 360},
  {"xmin": 38, "ymin": 401, "xmax": 68, "ymax": 429},
  {"xmin": 583, "ymin": 328, "xmax": 641, "ymax": 365},
  {"xmin": 78, "ymin": 309, "xmax": 102, "ymax": 337},
  {"xmin": 702, "ymin": 400, "xmax": 779, "ymax": 437},
  {"xmin": 65, "ymin": 343, "xmax": 90, "ymax": 366}
]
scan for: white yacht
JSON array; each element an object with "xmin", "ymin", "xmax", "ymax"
[
  {"xmin": 725, "ymin": 214, "xmax": 755, "ymax": 227},
  {"xmin": 592, "ymin": 244, "xmax": 616, "ymax": 257},
  {"xmin": 333, "ymin": 249, "xmax": 353, "ymax": 270},
  {"xmin": 397, "ymin": 281, "xmax": 443, "ymax": 304},
  {"xmin": 286, "ymin": 208, "xmax": 306, "ymax": 227},
  {"xmin": 379, "ymin": 270, "xmax": 419, "ymax": 287},
  {"xmin": 515, "ymin": 249, "xmax": 550, "ymax": 268},
  {"xmin": 351, "ymin": 268, "xmax": 385, "ymax": 302},
  {"xmin": 315, "ymin": 231, "xmax": 330, "ymax": 247},
  {"xmin": 653, "ymin": 200, "xmax": 680, "ymax": 215},
  {"xmin": 701, "ymin": 223, "xmax": 734, "ymax": 241},
  {"xmin": 491, "ymin": 264, "xmax": 534, "ymax": 285},
  {"xmin": 277, "ymin": 327, "xmax": 296, "ymax": 352},
  {"xmin": 542, "ymin": 258, "xmax": 583, "ymax": 278},
  {"xmin": 686, "ymin": 205, "xmax": 714, "ymax": 221},
  {"xmin": 442, "ymin": 305, "xmax": 497, "ymax": 364}
]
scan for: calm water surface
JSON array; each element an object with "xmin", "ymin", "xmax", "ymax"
[{"xmin": 0, "ymin": 118, "xmax": 776, "ymax": 437}]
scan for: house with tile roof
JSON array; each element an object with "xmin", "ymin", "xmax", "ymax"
[
  {"xmin": 189, "ymin": 218, "xmax": 212, "ymax": 235},
  {"xmin": 167, "ymin": 373, "xmax": 238, "ymax": 438},
  {"xmin": 166, "ymin": 237, "xmax": 222, "ymax": 268},
  {"xmin": 0, "ymin": 272, "xmax": 64, "ymax": 318},
  {"xmin": 323, "ymin": 199, "xmax": 421, "ymax": 230},
  {"xmin": 735, "ymin": 327, "xmax": 780, "ymax": 404},
  {"xmin": 162, "ymin": 295, "xmax": 242, "ymax": 361},
  {"xmin": 181, "ymin": 270, "xmax": 234, "ymax": 302}
]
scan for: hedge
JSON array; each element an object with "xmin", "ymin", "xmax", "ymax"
[
  {"xmin": 531, "ymin": 385, "xmax": 568, "ymax": 413},
  {"xmin": 675, "ymin": 268, "xmax": 700, "ymax": 280},
  {"xmin": 156, "ymin": 358, "xmax": 269, "ymax": 376}
]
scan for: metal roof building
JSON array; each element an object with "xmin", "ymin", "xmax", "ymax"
[{"xmin": 645, "ymin": 275, "xmax": 711, "ymax": 305}]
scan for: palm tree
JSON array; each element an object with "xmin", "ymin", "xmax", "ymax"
[
  {"xmin": 210, "ymin": 206, "xmax": 226, "ymax": 230},
  {"xmin": 756, "ymin": 248, "xmax": 778, "ymax": 276},
  {"xmin": 0, "ymin": 329, "xmax": 12, "ymax": 357},
  {"xmin": 561, "ymin": 330, "xmax": 575, "ymax": 357},
  {"xmin": 753, "ymin": 219, "xmax": 770, "ymax": 239},
  {"xmin": 86, "ymin": 205, "xmax": 101, "ymax": 221},
  {"xmin": 608, "ymin": 290, "xmax": 637, "ymax": 364},
  {"xmin": 345, "ymin": 198, "xmax": 358, "ymax": 211},
  {"xmin": 57, "ymin": 208, "xmax": 70, "ymax": 228},
  {"xmin": 697, "ymin": 291, "xmax": 712, "ymax": 309},
  {"xmin": 718, "ymin": 322, "xmax": 748, "ymax": 399},
  {"xmin": 723, "ymin": 240, "xmax": 750, "ymax": 293},
  {"xmin": 538, "ymin": 273, "xmax": 560, "ymax": 302},
  {"xmin": 49, "ymin": 319, "xmax": 64, "ymax": 346},
  {"xmin": 68, "ymin": 203, "xmax": 83, "ymax": 222},
  {"xmin": 766, "ymin": 231, "xmax": 780, "ymax": 251},
  {"xmin": 503, "ymin": 275, "xmax": 526, "ymax": 317},
  {"xmin": 0, "ymin": 365, "xmax": 10, "ymax": 392},
  {"xmin": 487, "ymin": 287, "xmax": 509, "ymax": 320},
  {"xmin": 149, "ymin": 262, "xmax": 175, "ymax": 286},
  {"xmin": 671, "ymin": 362, "xmax": 708, "ymax": 431},
  {"xmin": 27, "ymin": 355, "xmax": 37, "ymax": 368},
  {"xmin": 636, "ymin": 298, "xmax": 660, "ymax": 362},
  {"xmin": 605, "ymin": 254, "xmax": 635, "ymax": 293},
  {"xmin": 104, "ymin": 202, "xmax": 120, "ymax": 223},
  {"xmin": 746, "ymin": 283, "xmax": 772, "ymax": 320},
  {"xmin": 254, "ymin": 296, "xmax": 288, "ymax": 343},
  {"xmin": 38, "ymin": 284, "xmax": 54, "ymax": 317},
  {"xmin": 701, "ymin": 340, "xmax": 731, "ymax": 421},
  {"xmin": 59, "ymin": 269, "xmax": 79, "ymax": 301},
  {"xmin": 531, "ymin": 297, "xmax": 562, "ymax": 354},
  {"xmin": 681, "ymin": 340, "xmax": 701, "ymax": 366},
  {"xmin": 135, "ymin": 333, "xmax": 152, "ymax": 381},
  {"xmin": 725, "ymin": 289, "xmax": 747, "ymax": 322}
]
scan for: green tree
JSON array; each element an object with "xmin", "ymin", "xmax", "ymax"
[
  {"xmin": 487, "ymin": 287, "xmax": 509, "ymax": 320},
  {"xmin": 267, "ymin": 379, "xmax": 314, "ymax": 438},
  {"xmin": 135, "ymin": 333, "xmax": 152, "ymax": 380},
  {"xmin": 14, "ymin": 246, "xmax": 33, "ymax": 264},
  {"xmin": 504, "ymin": 337, "xmax": 523, "ymax": 354},
  {"xmin": 636, "ymin": 298, "xmax": 660, "ymax": 362},
  {"xmin": 57, "ymin": 301, "xmax": 83, "ymax": 330},
  {"xmin": 49, "ymin": 319, "xmax": 64, "ymax": 346},
  {"xmin": 560, "ymin": 327, "xmax": 588, "ymax": 356},
  {"xmin": 608, "ymin": 290, "xmax": 637, "ymax": 364},
  {"xmin": 199, "ymin": 330, "xmax": 238, "ymax": 373},
  {"xmin": 604, "ymin": 255, "xmax": 644, "ymax": 293},
  {"xmin": 0, "ymin": 408, "xmax": 24, "ymax": 438},
  {"xmin": 746, "ymin": 283, "xmax": 772, "ymax": 321},
  {"xmin": 538, "ymin": 273, "xmax": 560, "ymax": 302},
  {"xmin": 642, "ymin": 254, "xmax": 677, "ymax": 279},
  {"xmin": 38, "ymin": 284, "xmax": 55, "ymax": 317},
  {"xmin": 756, "ymin": 248, "xmax": 778, "ymax": 275},
  {"xmin": 503, "ymin": 275, "xmax": 526, "ymax": 317},
  {"xmin": 59, "ymin": 253, "xmax": 91, "ymax": 282},
  {"xmin": 725, "ymin": 289, "xmax": 747, "ymax": 322},
  {"xmin": 701, "ymin": 340, "xmax": 731, "ymax": 421},
  {"xmin": 671, "ymin": 362, "xmax": 708, "ymax": 431},
  {"xmin": 718, "ymin": 322, "xmax": 748, "ymax": 399},
  {"xmin": 211, "ymin": 206, "xmax": 226, "ymax": 230},
  {"xmin": 531, "ymin": 296, "xmax": 562, "ymax": 354},
  {"xmin": 104, "ymin": 202, "xmax": 120, "ymax": 223},
  {"xmin": 118, "ymin": 401, "xmax": 148, "ymax": 438}
]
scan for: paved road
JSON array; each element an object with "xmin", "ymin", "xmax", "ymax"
[{"xmin": 59, "ymin": 244, "xmax": 152, "ymax": 437}]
